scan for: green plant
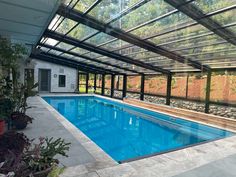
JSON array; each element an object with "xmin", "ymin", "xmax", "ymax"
[
  {"xmin": 24, "ymin": 137, "xmax": 70, "ymax": 173},
  {"xmin": 0, "ymin": 98, "xmax": 14, "ymax": 121},
  {"xmin": 0, "ymin": 37, "xmax": 27, "ymax": 98}
]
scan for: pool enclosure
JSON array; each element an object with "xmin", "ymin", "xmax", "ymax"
[{"xmin": 31, "ymin": 0, "xmax": 236, "ymax": 116}]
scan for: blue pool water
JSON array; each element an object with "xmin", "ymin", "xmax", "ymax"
[{"xmin": 44, "ymin": 96, "xmax": 234, "ymax": 162}]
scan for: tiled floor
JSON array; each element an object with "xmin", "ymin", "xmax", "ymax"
[{"xmin": 25, "ymin": 95, "xmax": 236, "ymax": 177}]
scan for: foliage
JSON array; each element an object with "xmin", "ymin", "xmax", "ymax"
[
  {"xmin": 0, "ymin": 132, "xmax": 70, "ymax": 177},
  {"xmin": 0, "ymin": 98, "xmax": 14, "ymax": 121},
  {"xmin": 0, "ymin": 37, "xmax": 27, "ymax": 69},
  {"xmin": 13, "ymin": 81, "xmax": 38, "ymax": 114},
  {"xmin": 24, "ymin": 137, "xmax": 71, "ymax": 173},
  {"xmin": 0, "ymin": 131, "xmax": 31, "ymax": 177}
]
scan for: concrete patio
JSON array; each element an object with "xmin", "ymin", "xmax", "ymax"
[{"xmin": 24, "ymin": 95, "xmax": 236, "ymax": 177}]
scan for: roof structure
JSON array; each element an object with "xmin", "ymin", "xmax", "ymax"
[{"xmin": 34, "ymin": 0, "xmax": 236, "ymax": 75}]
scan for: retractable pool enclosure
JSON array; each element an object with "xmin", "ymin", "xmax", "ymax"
[{"xmin": 32, "ymin": 0, "xmax": 236, "ymax": 114}]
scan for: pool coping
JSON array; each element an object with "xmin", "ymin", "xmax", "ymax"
[{"xmin": 37, "ymin": 94, "xmax": 236, "ymax": 177}]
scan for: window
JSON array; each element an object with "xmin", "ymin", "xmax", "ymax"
[{"xmin": 59, "ymin": 75, "xmax": 66, "ymax": 87}]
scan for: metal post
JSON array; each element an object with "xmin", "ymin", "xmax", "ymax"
[
  {"xmin": 166, "ymin": 73, "xmax": 172, "ymax": 105},
  {"xmin": 78, "ymin": 72, "xmax": 80, "ymax": 93},
  {"xmin": 122, "ymin": 74, "xmax": 127, "ymax": 98},
  {"xmin": 101, "ymin": 74, "xmax": 105, "ymax": 95},
  {"xmin": 94, "ymin": 74, "xmax": 97, "ymax": 93},
  {"xmin": 140, "ymin": 74, "xmax": 145, "ymax": 100},
  {"xmin": 186, "ymin": 73, "xmax": 189, "ymax": 99},
  {"xmin": 86, "ymin": 73, "xmax": 89, "ymax": 93},
  {"xmin": 111, "ymin": 74, "xmax": 115, "ymax": 98},
  {"xmin": 205, "ymin": 70, "xmax": 212, "ymax": 113}
]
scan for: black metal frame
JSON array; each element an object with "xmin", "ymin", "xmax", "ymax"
[
  {"xmin": 57, "ymin": 4, "xmax": 209, "ymax": 71},
  {"xmin": 164, "ymin": 0, "xmax": 236, "ymax": 46}
]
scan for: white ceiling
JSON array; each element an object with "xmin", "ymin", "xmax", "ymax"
[{"xmin": 0, "ymin": 0, "xmax": 60, "ymax": 46}]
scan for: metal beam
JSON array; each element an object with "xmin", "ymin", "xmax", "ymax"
[
  {"xmin": 32, "ymin": 51, "xmax": 120, "ymax": 75},
  {"xmin": 164, "ymin": 0, "xmax": 236, "ymax": 46},
  {"xmin": 57, "ymin": 4, "xmax": 208, "ymax": 71},
  {"xmin": 44, "ymin": 30, "xmax": 168, "ymax": 74},
  {"xmin": 30, "ymin": 53, "xmax": 101, "ymax": 74},
  {"xmin": 39, "ymin": 43, "xmax": 140, "ymax": 74}
]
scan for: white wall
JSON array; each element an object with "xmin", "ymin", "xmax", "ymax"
[{"xmin": 31, "ymin": 59, "xmax": 78, "ymax": 93}]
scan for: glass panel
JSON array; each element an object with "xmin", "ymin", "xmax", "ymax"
[
  {"xmin": 194, "ymin": 0, "xmax": 236, "ymax": 14},
  {"xmin": 48, "ymin": 49, "xmax": 63, "ymax": 55},
  {"xmin": 74, "ymin": 0, "xmax": 98, "ymax": 13},
  {"xmin": 55, "ymin": 18, "xmax": 77, "ymax": 35},
  {"xmin": 67, "ymin": 24, "xmax": 99, "ymax": 40},
  {"xmin": 88, "ymin": 0, "xmax": 141, "ymax": 23},
  {"xmin": 211, "ymin": 9, "xmax": 236, "ymax": 26},
  {"xmin": 111, "ymin": 0, "xmax": 175, "ymax": 31},
  {"xmin": 44, "ymin": 38, "xmax": 59, "ymax": 46},
  {"xmin": 48, "ymin": 15, "xmax": 63, "ymax": 31},
  {"xmin": 130, "ymin": 12, "xmax": 192, "ymax": 38},
  {"xmin": 57, "ymin": 42, "xmax": 75, "ymax": 50},
  {"xmin": 87, "ymin": 32, "xmax": 115, "ymax": 46},
  {"xmin": 171, "ymin": 74, "xmax": 188, "ymax": 98}
]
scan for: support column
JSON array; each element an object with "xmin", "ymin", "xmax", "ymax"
[
  {"xmin": 185, "ymin": 73, "xmax": 189, "ymax": 99},
  {"xmin": 101, "ymin": 74, "xmax": 105, "ymax": 95},
  {"xmin": 166, "ymin": 73, "xmax": 172, "ymax": 105},
  {"xmin": 140, "ymin": 74, "xmax": 145, "ymax": 101},
  {"xmin": 122, "ymin": 74, "xmax": 127, "ymax": 98},
  {"xmin": 94, "ymin": 74, "xmax": 97, "ymax": 93},
  {"xmin": 111, "ymin": 74, "xmax": 115, "ymax": 97},
  {"xmin": 78, "ymin": 72, "xmax": 80, "ymax": 93},
  {"xmin": 86, "ymin": 73, "xmax": 89, "ymax": 93},
  {"xmin": 205, "ymin": 70, "xmax": 212, "ymax": 113}
]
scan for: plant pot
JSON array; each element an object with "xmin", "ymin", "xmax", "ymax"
[
  {"xmin": 11, "ymin": 112, "xmax": 29, "ymax": 130},
  {"xmin": 0, "ymin": 120, "xmax": 5, "ymax": 135},
  {"xmin": 32, "ymin": 166, "xmax": 53, "ymax": 177}
]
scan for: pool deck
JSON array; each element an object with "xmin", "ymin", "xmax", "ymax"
[{"xmin": 25, "ymin": 94, "xmax": 236, "ymax": 177}]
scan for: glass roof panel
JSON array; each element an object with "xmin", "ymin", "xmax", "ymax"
[
  {"xmin": 67, "ymin": 24, "xmax": 99, "ymax": 40},
  {"xmin": 129, "ymin": 11, "xmax": 192, "ymax": 38},
  {"xmin": 86, "ymin": 32, "xmax": 116, "ymax": 46},
  {"xmin": 48, "ymin": 15, "xmax": 63, "ymax": 31},
  {"xmin": 194, "ymin": 0, "xmax": 236, "ymax": 14},
  {"xmin": 57, "ymin": 42, "xmax": 75, "ymax": 51},
  {"xmin": 88, "ymin": 0, "xmax": 141, "ymax": 23},
  {"xmin": 47, "ymin": 49, "xmax": 63, "ymax": 56},
  {"xmin": 73, "ymin": 0, "xmax": 98, "ymax": 13},
  {"xmin": 211, "ymin": 9, "xmax": 236, "ymax": 26},
  {"xmin": 110, "ymin": 0, "xmax": 175, "ymax": 31},
  {"xmin": 54, "ymin": 18, "xmax": 77, "ymax": 35},
  {"xmin": 162, "ymin": 34, "xmax": 223, "ymax": 51}
]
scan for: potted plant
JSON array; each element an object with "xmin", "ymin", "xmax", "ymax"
[
  {"xmin": 0, "ymin": 132, "xmax": 70, "ymax": 177},
  {"xmin": 24, "ymin": 137, "xmax": 70, "ymax": 177},
  {"xmin": 11, "ymin": 81, "xmax": 38, "ymax": 130}
]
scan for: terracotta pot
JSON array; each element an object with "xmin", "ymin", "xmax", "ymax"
[{"xmin": 0, "ymin": 120, "xmax": 5, "ymax": 135}]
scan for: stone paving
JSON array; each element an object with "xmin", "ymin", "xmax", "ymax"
[{"xmin": 25, "ymin": 95, "xmax": 236, "ymax": 177}]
